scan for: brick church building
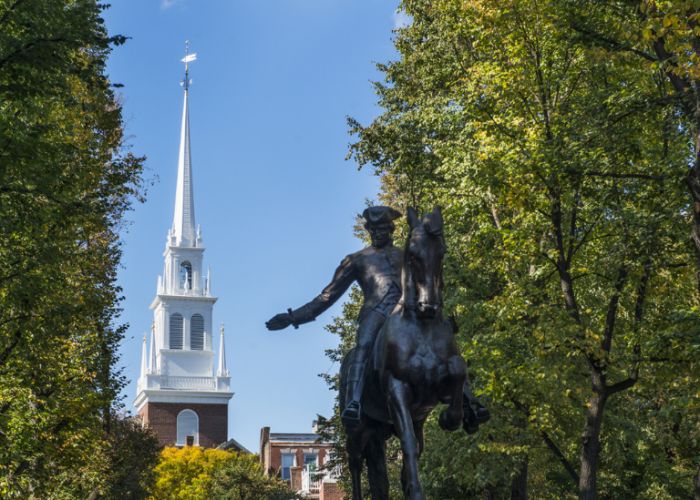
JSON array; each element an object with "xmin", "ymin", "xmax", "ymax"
[{"xmin": 134, "ymin": 51, "xmax": 233, "ymax": 448}]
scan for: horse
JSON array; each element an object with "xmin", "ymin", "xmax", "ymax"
[{"xmin": 339, "ymin": 206, "xmax": 469, "ymax": 500}]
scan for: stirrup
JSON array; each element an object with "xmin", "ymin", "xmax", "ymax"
[{"xmin": 341, "ymin": 400, "xmax": 361, "ymax": 425}]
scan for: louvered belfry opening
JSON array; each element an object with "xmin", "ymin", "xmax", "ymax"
[
  {"xmin": 191, "ymin": 313, "xmax": 204, "ymax": 350},
  {"xmin": 169, "ymin": 313, "xmax": 184, "ymax": 349}
]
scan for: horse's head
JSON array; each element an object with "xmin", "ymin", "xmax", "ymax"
[{"xmin": 404, "ymin": 206, "xmax": 445, "ymax": 319}]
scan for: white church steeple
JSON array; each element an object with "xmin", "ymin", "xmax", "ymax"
[
  {"xmin": 135, "ymin": 45, "xmax": 233, "ymax": 448},
  {"xmin": 171, "ymin": 49, "xmax": 197, "ymax": 248}
]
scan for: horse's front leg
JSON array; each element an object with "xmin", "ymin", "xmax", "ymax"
[
  {"xmin": 388, "ymin": 375, "xmax": 425, "ymax": 500},
  {"xmin": 438, "ymin": 355, "xmax": 466, "ymax": 431}
]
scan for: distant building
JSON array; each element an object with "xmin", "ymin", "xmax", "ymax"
[
  {"xmin": 217, "ymin": 437, "xmax": 251, "ymax": 454},
  {"xmin": 260, "ymin": 424, "xmax": 344, "ymax": 499},
  {"xmin": 134, "ymin": 52, "xmax": 233, "ymax": 448}
]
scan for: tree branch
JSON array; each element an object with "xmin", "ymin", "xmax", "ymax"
[
  {"xmin": 602, "ymin": 266, "xmax": 627, "ymax": 355},
  {"xmin": 511, "ymin": 398, "xmax": 579, "ymax": 486},
  {"xmin": 566, "ymin": 179, "xmax": 581, "ymax": 264},
  {"xmin": 583, "ymin": 171, "xmax": 667, "ymax": 181},
  {"xmin": 606, "ymin": 376, "xmax": 637, "ymax": 395},
  {"xmin": 541, "ymin": 430, "xmax": 580, "ymax": 486},
  {"xmin": 571, "ymin": 23, "xmax": 657, "ymax": 62},
  {"xmin": 651, "ymin": 38, "xmax": 692, "ymax": 97}
]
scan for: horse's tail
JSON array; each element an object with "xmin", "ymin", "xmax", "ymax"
[{"xmin": 364, "ymin": 429, "xmax": 389, "ymax": 499}]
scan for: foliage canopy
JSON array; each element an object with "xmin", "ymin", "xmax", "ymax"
[
  {"xmin": 323, "ymin": 0, "xmax": 700, "ymax": 498},
  {"xmin": 152, "ymin": 447, "xmax": 298, "ymax": 500},
  {"xmin": 0, "ymin": 0, "xmax": 151, "ymax": 496}
]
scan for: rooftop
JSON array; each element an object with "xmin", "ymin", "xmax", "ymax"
[{"xmin": 269, "ymin": 433, "xmax": 325, "ymax": 443}]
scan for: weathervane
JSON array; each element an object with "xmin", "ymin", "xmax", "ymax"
[{"xmin": 181, "ymin": 40, "xmax": 197, "ymax": 91}]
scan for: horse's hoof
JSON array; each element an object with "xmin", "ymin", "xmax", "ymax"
[
  {"xmin": 407, "ymin": 487, "xmax": 426, "ymax": 500},
  {"xmin": 438, "ymin": 409, "xmax": 461, "ymax": 431},
  {"xmin": 474, "ymin": 406, "xmax": 490, "ymax": 423},
  {"xmin": 462, "ymin": 407, "xmax": 488, "ymax": 434},
  {"xmin": 464, "ymin": 396, "xmax": 490, "ymax": 423},
  {"xmin": 463, "ymin": 420, "xmax": 479, "ymax": 434}
]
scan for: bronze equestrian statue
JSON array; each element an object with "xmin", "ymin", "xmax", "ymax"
[
  {"xmin": 341, "ymin": 206, "xmax": 479, "ymax": 499},
  {"xmin": 266, "ymin": 206, "xmax": 488, "ymax": 498}
]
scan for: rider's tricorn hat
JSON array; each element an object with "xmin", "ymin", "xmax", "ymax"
[{"xmin": 362, "ymin": 206, "xmax": 402, "ymax": 227}]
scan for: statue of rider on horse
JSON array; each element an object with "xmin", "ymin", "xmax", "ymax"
[{"xmin": 266, "ymin": 206, "xmax": 489, "ymax": 499}]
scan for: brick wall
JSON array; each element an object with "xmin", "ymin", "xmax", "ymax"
[
  {"xmin": 267, "ymin": 442, "xmax": 331, "ymax": 473},
  {"xmin": 320, "ymin": 480, "xmax": 345, "ymax": 500},
  {"xmin": 290, "ymin": 466, "xmax": 302, "ymax": 491},
  {"xmin": 140, "ymin": 402, "xmax": 227, "ymax": 448}
]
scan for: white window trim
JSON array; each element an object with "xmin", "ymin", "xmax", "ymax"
[{"xmin": 176, "ymin": 408, "xmax": 199, "ymax": 446}]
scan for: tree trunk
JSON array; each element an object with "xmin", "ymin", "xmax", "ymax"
[
  {"xmin": 579, "ymin": 387, "xmax": 607, "ymax": 500},
  {"xmin": 694, "ymin": 462, "xmax": 700, "ymax": 500},
  {"xmin": 511, "ymin": 458, "xmax": 528, "ymax": 500},
  {"xmin": 689, "ymin": 128, "xmax": 700, "ymax": 295},
  {"xmin": 482, "ymin": 485, "xmax": 497, "ymax": 500}
]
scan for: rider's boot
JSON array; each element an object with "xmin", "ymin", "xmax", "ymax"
[
  {"xmin": 341, "ymin": 362, "xmax": 365, "ymax": 426},
  {"xmin": 462, "ymin": 381, "xmax": 490, "ymax": 434}
]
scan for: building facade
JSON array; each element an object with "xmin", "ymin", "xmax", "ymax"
[
  {"xmin": 134, "ymin": 54, "xmax": 233, "ymax": 448},
  {"xmin": 260, "ymin": 425, "xmax": 343, "ymax": 499}
]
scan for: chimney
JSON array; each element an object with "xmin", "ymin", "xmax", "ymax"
[{"xmin": 260, "ymin": 426, "xmax": 271, "ymax": 468}]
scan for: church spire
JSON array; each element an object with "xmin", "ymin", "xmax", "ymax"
[
  {"xmin": 172, "ymin": 42, "xmax": 198, "ymax": 247},
  {"xmin": 135, "ymin": 44, "xmax": 232, "ymax": 447}
]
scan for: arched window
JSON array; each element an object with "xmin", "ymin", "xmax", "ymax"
[
  {"xmin": 191, "ymin": 314, "xmax": 204, "ymax": 350},
  {"xmin": 169, "ymin": 313, "xmax": 183, "ymax": 349},
  {"xmin": 179, "ymin": 261, "xmax": 192, "ymax": 290},
  {"xmin": 176, "ymin": 409, "xmax": 199, "ymax": 446}
]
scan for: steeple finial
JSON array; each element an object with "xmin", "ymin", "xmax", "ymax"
[
  {"xmin": 181, "ymin": 40, "xmax": 196, "ymax": 91},
  {"xmin": 172, "ymin": 42, "xmax": 198, "ymax": 247},
  {"xmin": 217, "ymin": 323, "xmax": 229, "ymax": 377}
]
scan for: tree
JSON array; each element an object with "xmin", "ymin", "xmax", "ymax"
[
  {"xmin": 99, "ymin": 414, "xmax": 161, "ymax": 499},
  {"xmin": 209, "ymin": 451, "xmax": 299, "ymax": 500},
  {"xmin": 343, "ymin": 0, "xmax": 700, "ymax": 498},
  {"xmin": 152, "ymin": 447, "xmax": 297, "ymax": 500},
  {"xmin": 565, "ymin": 0, "xmax": 700, "ymax": 295},
  {"xmin": 0, "ymin": 1, "xmax": 145, "ymax": 496}
]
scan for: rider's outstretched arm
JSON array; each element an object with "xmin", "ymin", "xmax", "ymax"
[
  {"xmin": 288, "ymin": 255, "xmax": 356, "ymax": 326},
  {"xmin": 267, "ymin": 255, "xmax": 357, "ymax": 330}
]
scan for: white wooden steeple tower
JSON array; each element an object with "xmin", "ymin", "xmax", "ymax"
[{"xmin": 135, "ymin": 44, "xmax": 232, "ymax": 448}]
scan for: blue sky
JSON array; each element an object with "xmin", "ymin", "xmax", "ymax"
[{"xmin": 105, "ymin": 1, "xmax": 404, "ymax": 452}]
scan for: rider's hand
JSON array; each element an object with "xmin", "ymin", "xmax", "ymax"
[{"xmin": 266, "ymin": 312, "xmax": 293, "ymax": 331}]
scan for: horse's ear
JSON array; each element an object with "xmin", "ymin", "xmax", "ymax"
[{"xmin": 407, "ymin": 207, "xmax": 420, "ymax": 229}]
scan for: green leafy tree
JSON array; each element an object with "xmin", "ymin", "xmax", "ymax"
[
  {"xmin": 340, "ymin": 1, "xmax": 700, "ymax": 498},
  {"xmin": 566, "ymin": 0, "xmax": 700, "ymax": 296},
  {"xmin": 152, "ymin": 447, "xmax": 297, "ymax": 500},
  {"xmin": 0, "ymin": 0, "xmax": 145, "ymax": 497},
  {"xmin": 98, "ymin": 414, "xmax": 161, "ymax": 500},
  {"xmin": 209, "ymin": 451, "xmax": 299, "ymax": 500}
]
